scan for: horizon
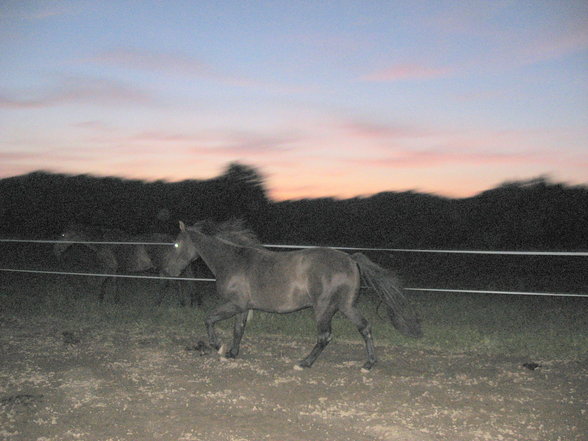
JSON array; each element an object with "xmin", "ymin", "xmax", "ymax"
[
  {"xmin": 5, "ymin": 167, "xmax": 582, "ymax": 203},
  {"xmin": 1, "ymin": 1, "xmax": 587, "ymax": 200}
]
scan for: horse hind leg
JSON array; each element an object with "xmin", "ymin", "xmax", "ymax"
[
  {"xmin": 341, "ymin": 305, "xmax": 377, "ymax": 372},
  {"xmin": 295, "ymin": 306, "xmax": 337, "ymax": 370},
  {"xmin": 173, "ymin": 280, "xmax": 188, "ymax": 307},
  {"xmin": 99, "ymin": 276, "xmax": 115, "ymax": 303}
]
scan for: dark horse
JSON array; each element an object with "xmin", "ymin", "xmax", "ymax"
[
  {"xmin": 163, "ymin": 220, "xmax": 422, "ymax": 371},
  {"xmin": 54, "ymin": 224, "xmax": 201, "ymax": 306}
]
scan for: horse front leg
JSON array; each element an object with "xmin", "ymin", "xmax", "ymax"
[
  {"xmin": 155, "ymin": 279, "xmax": 169, "ymax": 306},
  {"xmin": 98, "ymin": 277, "xmax": 108, "ymax": 302},
  {"xmin": 204, "ymin": 302, "xmax": 243, "ymax": 352},
  {"xmin": 182, "ymin": 265, "xmax": 202, "ymax": 307},
  {"xmin": 226, "ymin": 311, "xmax": 249, "ymax": 358}
]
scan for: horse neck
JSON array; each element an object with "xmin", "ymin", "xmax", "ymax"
[
  {"xmin": 187, "ymin": 230, "xmax": 240, "ymax": 276},
  {"xmin": 83, "ymin": 229, "xmax": 122, "ymax": 256},
  {"xmin": 67, "ymin": 230, "xmax": 99, "ymax": 253}
]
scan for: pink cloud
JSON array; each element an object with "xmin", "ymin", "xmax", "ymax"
[
  {"xmin": 334, "ymin": 120, "xmax": 435, "ymax": 140},
  {"xmin": 92, "ymin": 48, "xmax": 215, "ymax": 78},
  {"xmin": 0, "ymin": 151, "xmax": 40, "ymax": 161},
  {"xmin": 0, "ymin": 76, "xmax": 155, "ymax": 109},
  {"xmin": 56, "ymin": 76, "xmax": 154, "ymax": 105},
  {"xmin": 123, "ymin": 129, "xmax": 299, "ymax": 156},
  {"xmin": 129, "ymin": 131, "xmax": 206, "ymax": 144},
  {"xmin": 0, "ymin": 96, "xmax": 47, "ymax": 109},
  {"xmin": 71, "ymin": 120, "xmax": 117, "ymax": 131},
  {"xmin": 74, "ymin": 127, "xmax": 302, "ymax": 162},
  {"xmin": 471, "ymin": 25, "xmax": 588, "ymax": 72},
  {"xmin": 1, "ymin": 1, "xmax": 83, "ymax": 20},
  {"xmin": 434, "ymin": 6, "xmax": 588, "ymax": 71},
  {"xmin": 521, "ymin": 25, "xmax": 588, "ymax": 66},
  {"xmin": 349, "ymin": 148, "xmax": 560, "ymax": 170},
  {"xmin": 361, "ymin": 64, "xmax": 453, "ymax": 82},
  {"xmin": 89, "ymin": 48, "xmax": 311, "ymax": 93},
  {"xmin": 185, "ymin": 133, "xmax": 299, "ymax": 159},
  {"xmin": 0, "ymin": 149, "xmax": 99, "ymax": 164}
]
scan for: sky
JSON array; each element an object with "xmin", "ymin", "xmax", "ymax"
[{"xmin": 1, "ymin": 0, "xmax": 587, "ymax": 200}]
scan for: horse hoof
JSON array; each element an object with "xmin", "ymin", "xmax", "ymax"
[
  {"xmin": 361, "ymin": 361, "xmax": 375, "ymax": 373},
  {"xmin": 293, "ymin": 364, "xmax": 304, "ymax": 371},
  {"xmin": 225, "ymin": 350, "xmax": 238, "ymax": 359}
]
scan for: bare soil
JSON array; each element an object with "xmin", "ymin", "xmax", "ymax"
[{"xmin": 1, "ymin": 315, "xmax": 586, "ymax": 441}]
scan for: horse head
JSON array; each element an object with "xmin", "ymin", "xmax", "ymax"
[{"xmin": 163, "ymin": 221, "xmax": 199, "ymax": 277}]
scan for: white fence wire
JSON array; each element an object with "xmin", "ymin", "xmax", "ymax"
[
  {"xmin": 0, "ymin": 238, "xmax": 586, "ymax": 297},
  {"xmin": 2, "ymin": 238, "xmax": 587, "ymax": 256}
]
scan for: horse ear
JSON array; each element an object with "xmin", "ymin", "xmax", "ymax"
[{"xmin": 179, "ymin": 221, "xmax": 186, "ymax": 232}]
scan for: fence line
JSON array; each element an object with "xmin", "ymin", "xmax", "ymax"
[
  {"xmin": 1, "ymin": 238, "xmax": 586, "ymax": 297},
  {"xmin": 0, "ymin": 267, "xmax": 213, "ymax": 282},
  {"xmin": 1, "ymin": 238, "xmax": 587, "ymax": 256},
  {"xmin": 264, "ymin": 244, "xmax": 588, "ymax": 256},
  {"xmin": 403, "ymin": 287, "xmax": 587, "ymax": 298},
  {"xmin": 0, "ymin": 267, "xmax": 586, "ymax": 298},
  {"xmin": 0, "ymin": 239, "xmax": 173, "ymax": 246}
]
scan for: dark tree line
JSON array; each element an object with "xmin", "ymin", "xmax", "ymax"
[
  {"xmin": 266, "ymin": 178, "xmax": 587, "ymax": 252},
  {"xmin": 0, "ymin": 164, "xmax": 586, "ymax": 251},
  {"xmin": 0, "ymin": 163, "xmax": 268, "ymax": 238}
]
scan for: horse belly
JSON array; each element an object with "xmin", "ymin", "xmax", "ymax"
[{"xmin": 245, "ymin": 276, "xmax": 310, "ymax": 313}]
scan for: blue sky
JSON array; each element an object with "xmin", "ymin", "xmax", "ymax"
[{"xmin": 1, "ymin": 0, "xmax": 586, "ymax": 199}]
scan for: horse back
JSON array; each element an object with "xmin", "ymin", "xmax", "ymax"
[
  {"xmin": 218, "ymin": 247, "xmax": 360, "ymax": 313},
  {"xmin": 105, "ymin": 232, "xmax": 164, "ymax": 273}
]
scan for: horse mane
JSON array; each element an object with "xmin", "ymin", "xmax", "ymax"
[
  {"xmin": 190, "ymin": 219, "xmax": 262, "ymax": 248},
  {"xmin": 63, "ymin": 223, "xmax": 128, "ymax": 241}
]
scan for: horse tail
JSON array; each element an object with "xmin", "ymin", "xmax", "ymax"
[{"xmin": 352, "ymin": 253, "xmax": 423, "ymax": 338}]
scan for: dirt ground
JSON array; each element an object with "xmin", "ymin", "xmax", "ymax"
[{"xmin": 1, "ymin": 315, "xmax": 586, "ymax": 441}]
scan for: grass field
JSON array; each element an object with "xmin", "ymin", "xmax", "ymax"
[{"xmin": 2, "ymin": 272, "xmax": 586, "ymax": 361}]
